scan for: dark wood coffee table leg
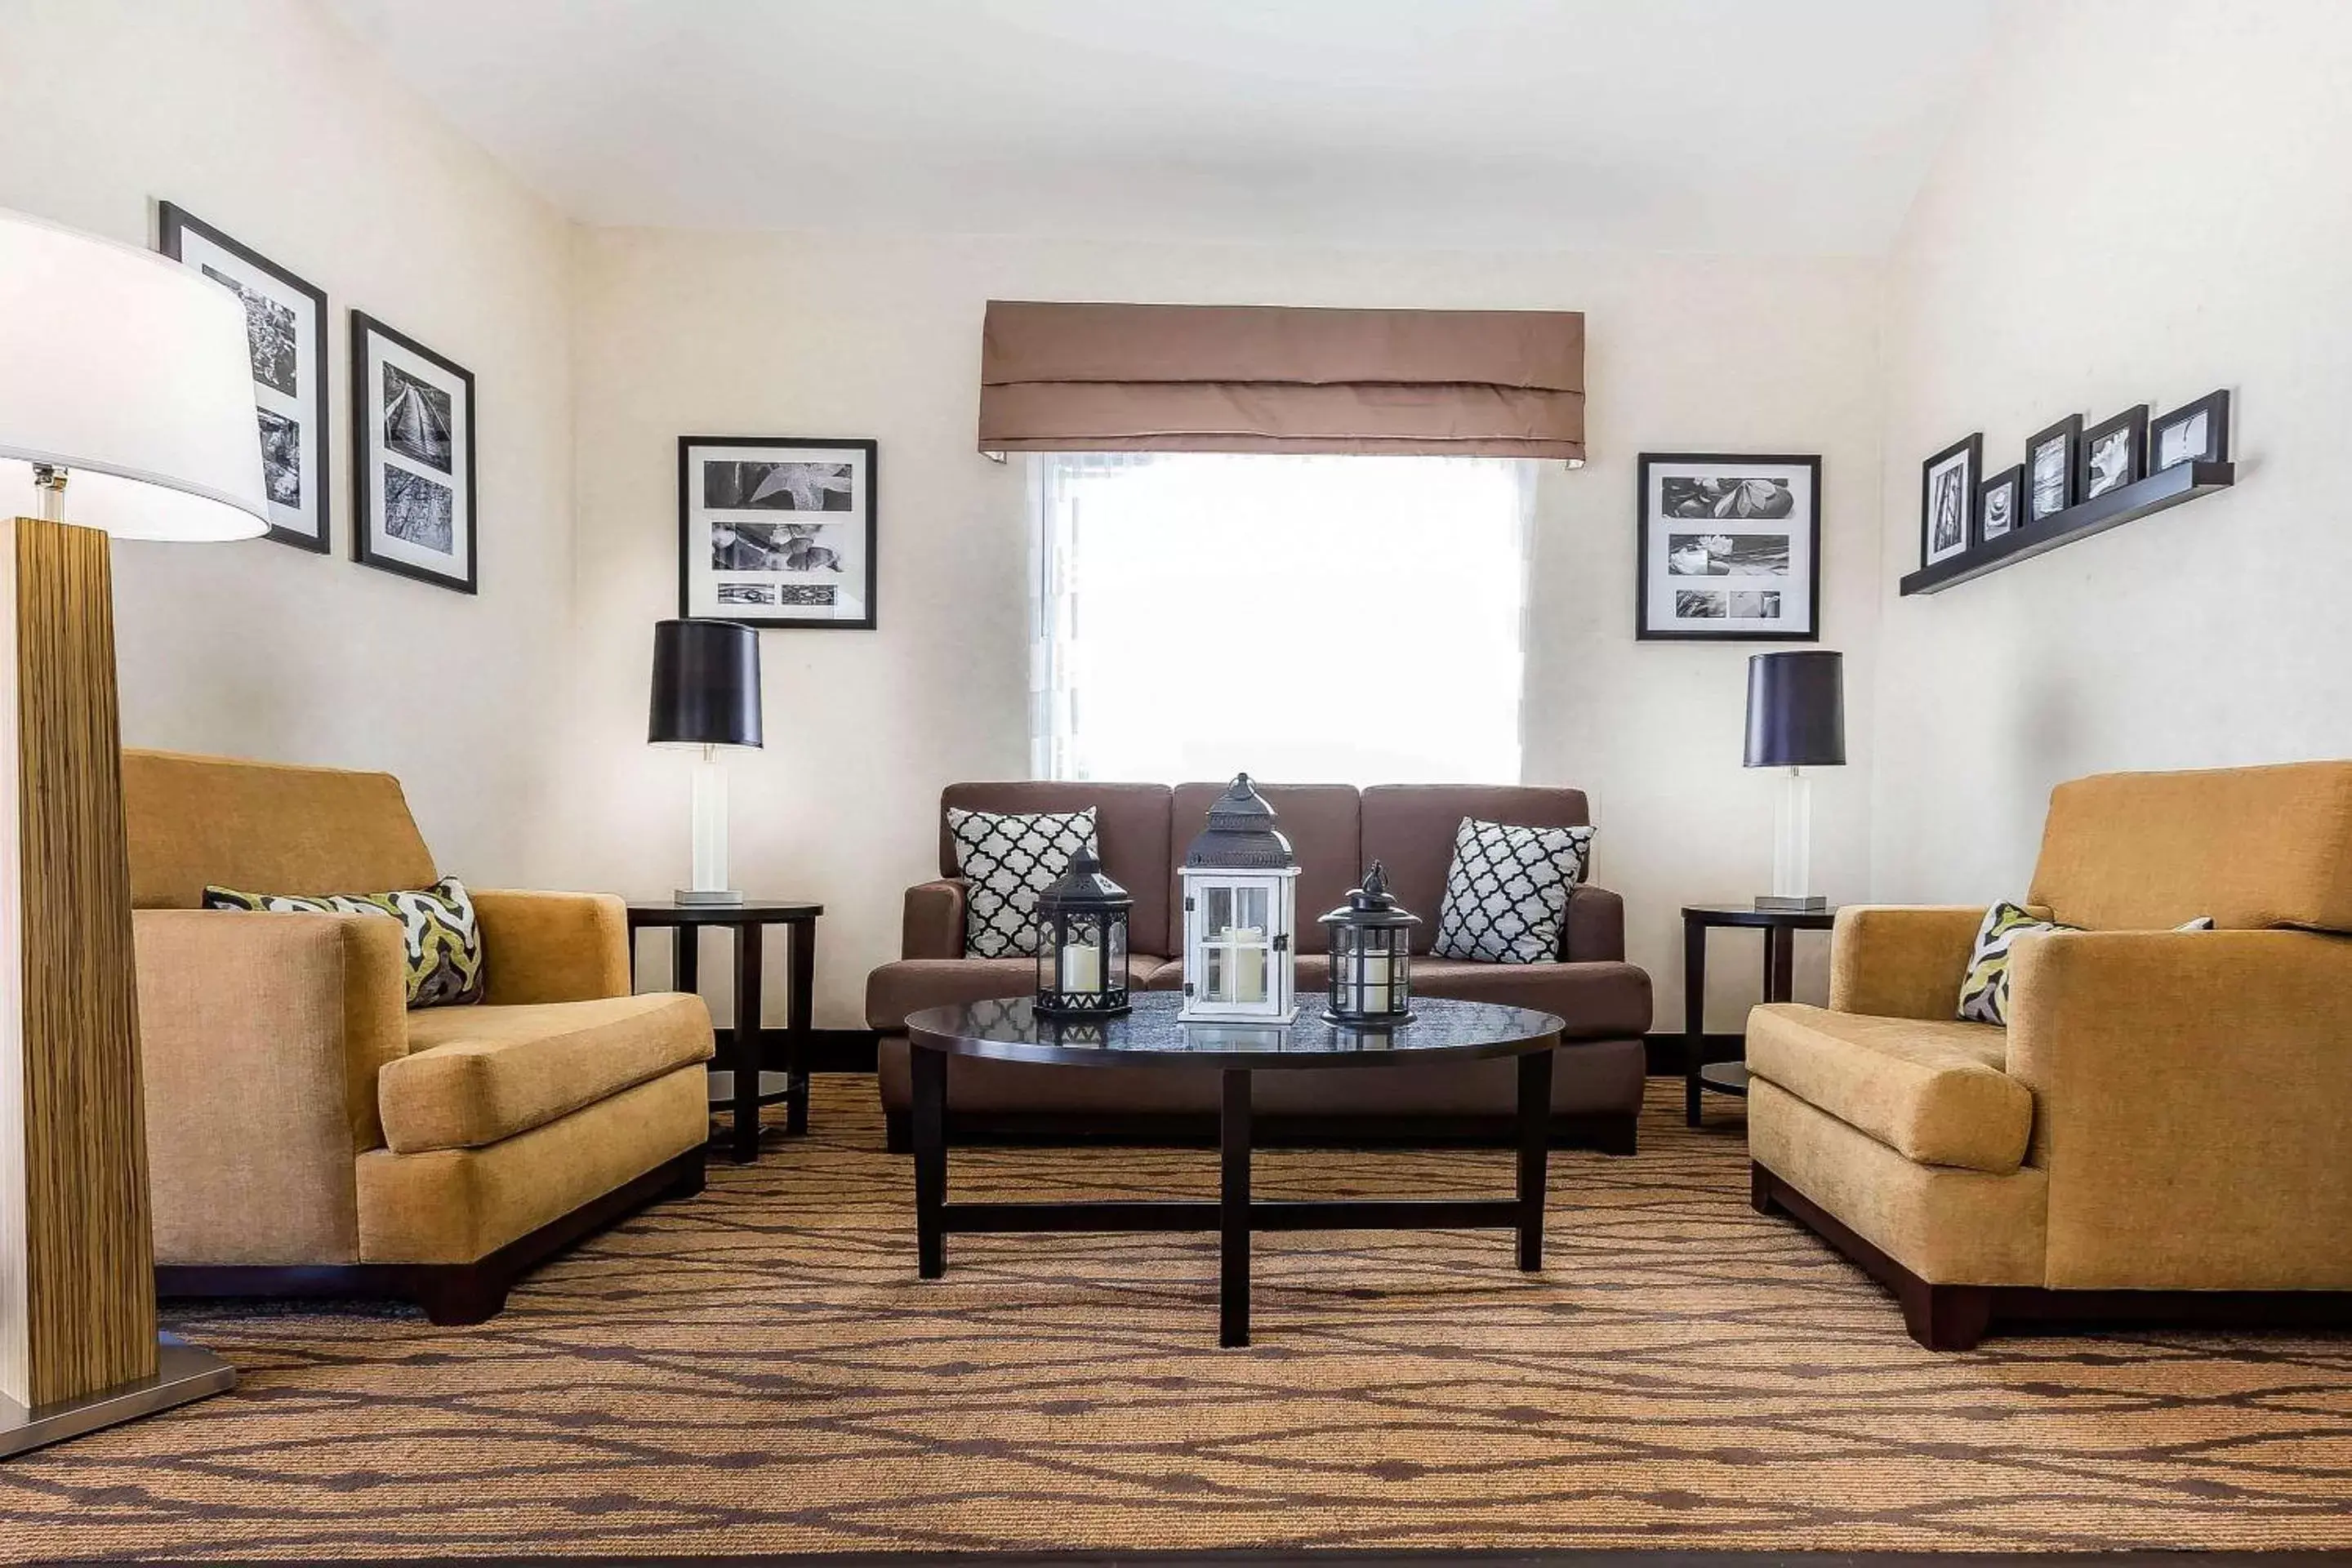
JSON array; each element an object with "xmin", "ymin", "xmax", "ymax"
[
  {"xmin": 728, "ymin": 922, "xmax": 764, "ymax": 1163},
  {"xmin": 1220, "ymin": 1068, "xmax": 1252, "ymax": 1348},
  {"xmin": 785, "ymin": 918, "xmax": 814, "ymax": 1135},
  {"xmin": 1683, "ymin": 915, "xmax": 1707, "ymax": 1126},
  {"xmin": 912, "ymin": 1045, "xmax": 947, "ymax": 1279},
  {"xmin": 1517, "ymin": 1047, "xmax": 1553, "ymax": 1270}
]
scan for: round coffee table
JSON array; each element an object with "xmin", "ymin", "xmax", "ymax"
[{"xmin": 902, "ymin": 991, "xmax": 1568, "ymax": 1347}]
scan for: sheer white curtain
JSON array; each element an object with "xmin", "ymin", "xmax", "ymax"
[{"xmin": 1029, "ymin": 452, "xmax": 1531, "ymax": 784}]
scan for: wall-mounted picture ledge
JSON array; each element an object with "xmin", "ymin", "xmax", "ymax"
[{"xmin": 1900, "ymin": 458, "xmax": 2235, "ymax": 596}]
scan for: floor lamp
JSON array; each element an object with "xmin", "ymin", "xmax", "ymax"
[{"xmin": 0, "ymin": 207, "xmax": 270, "ymax": 1454}]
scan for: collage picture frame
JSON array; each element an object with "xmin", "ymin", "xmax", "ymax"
[
  {"xmin": 1634, "ymin": 452, "xmax": 1821, "ymax": 642},
  {"xmin": 678, "ymin": 436, "xmax": 880, "ymax": 630}
]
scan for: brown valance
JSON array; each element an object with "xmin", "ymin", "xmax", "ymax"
[{"xmin": 978, "ymin": 301, "xmax": 1585, "ymax": 459}]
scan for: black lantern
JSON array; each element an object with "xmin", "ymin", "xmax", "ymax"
[
  {"xmin": 1317, "ymin": 862, "xmax": 1421, "ymax": 1027},
  {"xmin": 1034, "ymin": 848, "xmax": 1132, "ymax": 1018}
]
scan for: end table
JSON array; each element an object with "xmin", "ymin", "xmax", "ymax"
[
  {"xmin": 1681, "ymin": 902, "xmax": 1836, "ymax": 1127},
  {"xmin": 626, "ymin": 900, "xmax": 822, "ymax": 1163}
]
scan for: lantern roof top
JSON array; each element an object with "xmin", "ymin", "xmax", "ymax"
[
  {"xmin": 1040, "ymin": 845, "xmax": 1132, "ymax": 908},
  {"xmin": 1183, "ymin": 773, "xmax": 1297, "ymax": 871},
  {"xmin": 1318, "ymin": 860, "xmax": 1423, "ymax": 928}
]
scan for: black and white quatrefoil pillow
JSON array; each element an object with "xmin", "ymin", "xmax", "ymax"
[
  {"xmin": 947, "ymin": 805, "xmax": 1099, "ymax": 958},
  {"xmin": 1431, "ymin": 817, "xmax": 1597, "ymax": 964}
]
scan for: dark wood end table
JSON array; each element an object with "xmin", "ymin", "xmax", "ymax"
[
  {"xmin": 902, "ymin": 992, "xmax": 1569, "ymax": 1348},
  {"xmin": 1681, "ymin": 902, "xmax": 1837, "ymax": 1126},
  {"xmin": 626, "ymin": 899, "xmax": 822, "ymax": 1163}
]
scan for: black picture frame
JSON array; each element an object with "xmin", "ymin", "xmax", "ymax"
[
  {"xmin": 154, "ymin": 202, "xmax": 331, "ymax": 554},
  {"xmin": 1920, "ymin": 433, "xmax": 1982, "ymax": 568},
  {"xmin": 678, "ymin": 437, "xmax": 880, "ymax": 630},
  {"xmin": 2150, "ymin": 389, "xmax": 2231, "ymax": 471},
  {"xmin": 1633, "ymin": 452, "xmax": 1821, "ymax": 642},
  {"xmin": 2025, "ymin": 413, "xmax": 2082, "ymax": 524},
  {"xmin": 2078, "ymin": 404, "xmax": 2149, "ymax": 503},
  {"xmin": 1976, "ymin": 464, "xmax": 2025, "ymax": 546},
  {"xmin": 350, "ymin": 311, "xmax": 478, "ymax": 594}
]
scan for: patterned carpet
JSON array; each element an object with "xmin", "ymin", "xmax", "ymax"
[{"xmin": 5, "ymin": 1077, "xmax": 2351, "ymax": 1561}]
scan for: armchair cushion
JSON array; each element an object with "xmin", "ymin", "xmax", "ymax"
[
  {"xmin": 1747, "ymin": 1004, "xmax": 2029, "ymax": 1174},
  {"xmin": 381, "ymin": 993, "xmax": 713, "ymax": 1153}
]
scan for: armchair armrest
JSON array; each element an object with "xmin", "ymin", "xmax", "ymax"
[
  {"xmin": 903, "ymin": 878, "xmax": 969, "ymax": 960},
  {"xmin": 1828, "ymin": 905, "xmax": 1988, "ymax": 1020},
  {"xmin": 1561, "ymin": 884, "xmax": 1624, "ymax": 962},
  {"xmin": 471, "ymin": 889, "xmax": 630, "ymax": 1003},
  {"xmin": 134, "ymin": 909, "xmax": 409, "ymax": 1265},
  {"xmin": 2007, "ymin": 929, "xmax": 2352, "ymax": 1290}
]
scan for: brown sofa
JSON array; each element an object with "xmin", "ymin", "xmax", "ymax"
[
  {"xmin": 1748, "ymin": 761, "xmax": 2352, "ymax": 1349},
  {"xmin": 126, "ymin": 751, "xmax": 714, "ymax": 1323},
  {"xmin": 867, "ymin": 782, "xmax": 1652, "ymax": 1150}
]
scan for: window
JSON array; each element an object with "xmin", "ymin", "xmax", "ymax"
[{"xmin": 1030, "ymin": 452, "xmax": 1531, "ymax": 783}]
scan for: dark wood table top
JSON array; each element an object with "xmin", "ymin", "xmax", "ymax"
[
  {"xmin": 1682, "ymin": 902, "xmax": 1838, "ymax": 930},
  {"xmin": 625, "ymin": 899, "xmax": 823, "ymax": 925},
  {"xmin": 905, "ymin": 991, "xmax": 1565, "ymax": 1071}
]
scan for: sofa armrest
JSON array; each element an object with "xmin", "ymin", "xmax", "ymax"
[
  {"xmin": 1561, "ymin": 884, "xmax": 1624, "ymax": 961},
  {"xmin": 2007, "ymin": 929, "xmax": 2352, "ymax": 1290},
  {"xmin": 470, "ymin": 889, "xmax": 631, "ymax": 1003},
  {"xmin": 1827, "ymin": 905, "xmax": 1987, "ymax": 1020},
  {"xmin": 903, "ymin": 878, "xmax": 969, "ymax": 960},
  {"xmin": 134, "ymin": 909, "xmax": 410, "ymax": 1265}
]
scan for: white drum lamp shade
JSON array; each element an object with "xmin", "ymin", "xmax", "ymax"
[{"xmin": 0, "ymin": 207, "xmax": 269, "ymax": 538}]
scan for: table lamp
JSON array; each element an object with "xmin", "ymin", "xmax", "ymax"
[
  {"xmin": 648, "ymin": 617, "xmax": 764, "ymax": 904},
  {"xmin": 0, "ymin": 206, "xmax": 267, "ymax": 1454},
  {"xmin": 1744, "ymin": 649, "xmax": 1844, "ymax": 911}
]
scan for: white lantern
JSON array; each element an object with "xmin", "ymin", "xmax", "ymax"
[{"xmin": 1178, "ymin": 774, "xmax": 1300, "ymax": 1024}]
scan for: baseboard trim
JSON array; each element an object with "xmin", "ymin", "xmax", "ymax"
[
  {"xmin": 714, "ymin": 1026, "xmax": 879, "ymax": 1073},
  {"xmin": 157, "ymin": 1147, "xmax": 706, "ymax": 1325},
  {"xmin": 1643, "ymin": 1031, "xmax": 1743, "ymax": 1076}
]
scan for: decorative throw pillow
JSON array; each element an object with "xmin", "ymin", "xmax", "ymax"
[
  {"xmin": 1430, "ymin": 817, "xmax": 1597, "ymax": 964},
  {"xmin": 1958, "ymin": 902, "xmax": 2214, "ymax": 1026},
  {"xmin": 947, "ymin": 806, "xmax": 1098, "ymax": 959},
  {"xmin": 203, "ymin": 875, "xmax": 486, "ymax": 1009}
]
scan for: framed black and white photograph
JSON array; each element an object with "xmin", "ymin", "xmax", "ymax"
[
  {"xmin": 351, "ymin": 312, "xmax": 475, "ymax": 593},
  {"xmin": 2078, "ymin": 404, "xmax": 2148, "ymax": 502},
  {"xmin": 679, "ymin": 437, "xmax": 878, "ymax": 629},
  {"xmin": 1635, "ymin": 453, "xmax": 1819, "ymax": 641},
  {"xmin": 2025, "ymin": 413, "xmax": 2082, "ymax": 523},
  {"xmin": 2151, "ymin": 389, "xmax": 2230, "ymax": 471},
  {"xmin": 1977, "ymin": 464, "xmax": 2024, "ymax": 544},
  {"xmin": 1920, "ymin": 433, "xmax": 1982, "ymax": 567},
  {"xmin": 156, "ymin": 202, "xmax": 330, "ymax": 553}
]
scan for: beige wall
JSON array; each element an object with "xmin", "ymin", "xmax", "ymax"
[
  {"xmin": 569, "ymin": 229, "xmax": 1885, "ymax": 1028},
  {"xmin": 1871, "ymin": 0, "xmax": 2352, "ymax": 900},
  {"xmin": 0, "ymin": 0, "xmax": 576, "ymax": 884}
]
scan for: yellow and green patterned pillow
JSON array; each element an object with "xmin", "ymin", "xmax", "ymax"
[
  {"xmin": 1958, "ymin": 901, "xmax": 2213, "ymax": 1026},
  {"xmin": 203, "ymin": 875, "xmax": 485, "ymax": 1009}
]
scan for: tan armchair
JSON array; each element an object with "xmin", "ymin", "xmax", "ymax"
[
  {"xmin": 1746, "ymin": 761, "xmax": 2352, "ymax": 1349},
  {"xmin": 126, "ymin": 751, "xmax": 713, "ymax": 1322}
]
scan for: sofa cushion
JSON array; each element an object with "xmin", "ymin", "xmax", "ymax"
[
  {"xmin": 381, "ymin": 993, "xmax": 714, "ymax": 1153},
  {"xmin": 947, "ymin": 805, "xmax": 1098, "ymax": 958},
  {"xmin": 1171, "ymin": 782, "xmax": 1359, "ymax": 954},
  {"xmin": 943, "ymin": 783, "xmax": 1173, "ymax": 956},
  {"xmin": 1432, "ymin": 817, "xmax": 1594, "ymax": 963},
  {"xmin": 1361, "ymin": 786, "xmax": 1590, "ymax": 954},
  {"xmin": 1139, "ymin": 954, "xmax": 1649, "ymax": 1040},
  {"xmin": 867, "ymin": 954, "xmax": 1166, "ymax": 1034},
  {"xmin": 1746, "ymin": 1004, "xmax": 2030, "ymax": 1174}
]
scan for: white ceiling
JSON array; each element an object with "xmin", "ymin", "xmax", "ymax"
[{"xmin": 323, "ymin": 0, "xmax": 1994, "ymax": 254}]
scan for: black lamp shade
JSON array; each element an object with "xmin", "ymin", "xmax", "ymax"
[
  {"xmin": 648, "ymin": 618, "xmax": 763, "ymax": 747},
  {"xmin": 1744, "ymin": 650, "xmax": 1844, "ymax": 768}
]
